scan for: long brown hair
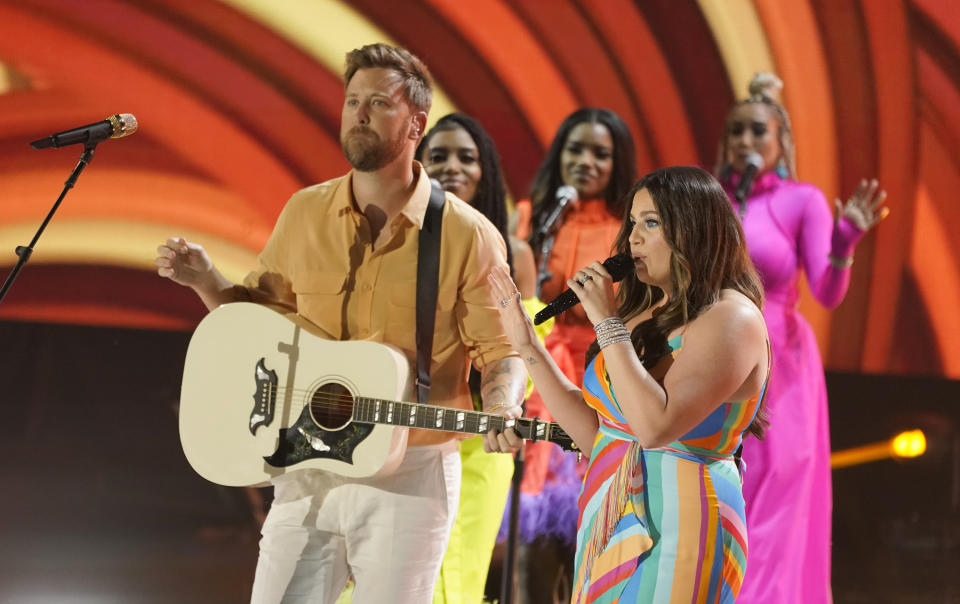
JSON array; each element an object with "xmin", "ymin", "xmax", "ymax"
[{"xmin": 587, "ymin": 166, "xmax": 769, "ymax": 438}]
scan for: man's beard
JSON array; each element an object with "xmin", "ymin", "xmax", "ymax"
[{"xmin": 341, "ymin": 127, "xmax": 405, "ymax": 172}]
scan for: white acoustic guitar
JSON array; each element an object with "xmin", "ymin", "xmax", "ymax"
[{"xmin": 179, "ymin": 302, "xmax": 577, "ymax": 487}]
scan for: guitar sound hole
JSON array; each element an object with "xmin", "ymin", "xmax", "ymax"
[{"xmin": 309, "ymin": 383, "xmax": 354, "ymax": 430}]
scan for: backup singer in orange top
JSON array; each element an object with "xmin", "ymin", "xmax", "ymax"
[{"xmin": 509, "ymin": 108, "xmax": 637, "ymax": 602}]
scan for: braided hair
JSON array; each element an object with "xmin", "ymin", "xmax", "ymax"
[{"xmin": 714, "ymin": 73, "xmax": 797, "ymax": 181}]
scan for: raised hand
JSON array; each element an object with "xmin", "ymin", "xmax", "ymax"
[
  {"xmin": 487, "ymin": 265, "xmax": 539, "ymax": 354},
  {"xmin": 568, "ymin": 261, "xmax": 619, "ymax": 325},
  {"xmin": 836, "ymin": 178, "xmax": 889, "ymax": 232},
  {"xmin": 155, "ymin": 237, "xmax": 214, "ymax": 288}
]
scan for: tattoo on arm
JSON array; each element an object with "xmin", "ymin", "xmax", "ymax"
[
  {"xmin": 480, "ymin": 357, "xmax": 526, "ymax": 408},
  {"xmin": 481, "ymin": 360, "xmax": 511, "ymax": 389},
  {"xmin": 486, "ymin": 385, "xmax": 511, "ymax": 406}
]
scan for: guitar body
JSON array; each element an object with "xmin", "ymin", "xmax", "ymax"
[{"xmin": 180, "ymin": 303, "xmax": 411, "ymax": 487}]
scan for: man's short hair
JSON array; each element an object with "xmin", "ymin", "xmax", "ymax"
[{"xmin": 344, "ymin": 43, "xmax": 433, "ymax": 113}]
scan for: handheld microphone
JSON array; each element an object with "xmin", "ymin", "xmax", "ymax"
[
  {"xmin": 537, "ymin": 185, "xmax": 578, "ymax": 237},
  {"xmin": 533, "ymin": 253, "xmax": 633, "ymax": 325},
  {"xmin": 734, "ymin": 152, "xmax": 764, "ymax": 202},
  {"xmin": 30, "ymin": 114, "xmax": 138, "ymax": 150}
]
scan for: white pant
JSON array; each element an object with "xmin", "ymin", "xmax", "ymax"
[{"xmin": 251, "ymin": 441, "xmax": 461, "ymax": 604}]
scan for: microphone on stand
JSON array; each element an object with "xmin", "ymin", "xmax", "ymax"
[
  {"xmin": 3, "ymin": 114, "xmax": 140, "ymax": 305},
  {"xmin": 734, "ymin": 152, "xmax": 764, "ymax": 203},
  {"xmin": 536, "ymin": 185, "xmax": 578, "ymax": 237},
  {"xmin": 30, "ymin": 114, "xmax": 138, "ymax": 150},
  {"xmin": 533, "ymin": 253, "xmax": 633, "ymax": 325}
]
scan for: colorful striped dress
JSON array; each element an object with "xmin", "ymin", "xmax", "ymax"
[{"xmin": 572, "ymin": 335, "xmax": 766, "ymax": 603}]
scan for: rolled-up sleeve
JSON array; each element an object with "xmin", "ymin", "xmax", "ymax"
[{"xmin": 455, "ymin": 216, "xmax": 519, "ymax": 370}]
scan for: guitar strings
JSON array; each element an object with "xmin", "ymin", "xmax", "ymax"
[
  {"xmin": 250, "ymin": 387, "xmax": 530, "ymax": 424},
  {"xmin": 256, "ymin": 386, "xmax": 526, "ymax": 416},
  {"xmin": 242, "ymin": 388, "xmax": 569, "ymax": 443}
]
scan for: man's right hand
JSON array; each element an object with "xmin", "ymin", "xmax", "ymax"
[{"xmin": 155, "ymin": 237, "xmax": 214, "ymax": 288}]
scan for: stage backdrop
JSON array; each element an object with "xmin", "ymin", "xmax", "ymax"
[{"xmin": 0, "ymin": 0, "xmax": 958, "ymax": 378}]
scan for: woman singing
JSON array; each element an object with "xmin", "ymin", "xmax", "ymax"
[{"xmin": 488, "ymin": 166, "xmax": 771, "ymax": 602}]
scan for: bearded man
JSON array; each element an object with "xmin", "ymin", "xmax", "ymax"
[{"xmin": 155, "ymin": 43, "xmax": 526, "ymax": 604}]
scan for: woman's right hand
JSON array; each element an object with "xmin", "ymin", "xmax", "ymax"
[
  {"xmin": 836, "ymin": 178, "xmax": 888, "ymax": 232},
  {"xmin": 155, "ymin": 237, "xmax": 214, "ymax": 288},
  {"xmin": 488, "ymin": 265, "xmax": 539, "ymax": 355}
]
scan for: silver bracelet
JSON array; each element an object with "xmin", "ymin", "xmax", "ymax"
[
  {"xmin": 594, "ymin": 317, "xmax": 626, "ymax": 334},
  {"xmin": 598, "ymin": 332, "xmax": 632, "ymax": 349},
  {"xmin": 828, "ymin": 252, "xmax": 853, "ymax": 269},
  {"xmin": 594, "ymin": 317, "xmax": 630, "ymax": 349}
]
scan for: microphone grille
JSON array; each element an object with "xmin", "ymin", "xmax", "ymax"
[
  {"xmin": 108, "ymin": 113, "xmax": 138, "ymax": 139},
  {"xmin": 556, "ymin": 185, "xmax": 578, "ymax": 203},
  {"xmin": 745, "ymin": 152, "xmax": 764, "ymax": 171},
  {"xmin": 603, "ymin": 253, "xmax": 634, "ymax": 282}
]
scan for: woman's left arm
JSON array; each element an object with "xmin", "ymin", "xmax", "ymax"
[{"xmin": 801, "ymin": 179, "xmax": 888, "ymax": 308}]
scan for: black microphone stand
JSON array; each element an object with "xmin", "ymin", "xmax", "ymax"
[
  {"xmin": 535, "ymin": 233, "xmax": 556, "ymax": 300},
  {"xmin": 501, "ymin": 198, "xmax": 570, "ymax": 603},
  {"xmin": 0, "ymin": 142, "xmax": 98, "ymax": 304},
  {"xmin": 534, "ymin": 198, "xmax": 571, "ymax": 299},
  {"xmin": 500, "ymin": 444, "xmax": 525, "ymax": 604}
]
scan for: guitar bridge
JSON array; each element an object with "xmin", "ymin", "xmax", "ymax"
[{"xmin": 250, "ymin": 358, "xmax": 278, "ymax": 434}]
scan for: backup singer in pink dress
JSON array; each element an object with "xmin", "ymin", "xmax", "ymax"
[{"xmin": 716, "ymin": 73, "xmax": 888, "ymax": 603}]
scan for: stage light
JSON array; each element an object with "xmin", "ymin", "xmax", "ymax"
[
  {"xmin": 891, "ymin": 429, "xmax": 926, "ymax": 458},
  {"xmin": 831, "ymin": 429, "xmax": 928, "ymax": 469}
]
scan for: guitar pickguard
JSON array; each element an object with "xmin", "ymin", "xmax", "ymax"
[{"xmin": 263, "ymin": 406, "xmax": 374, "ymax": 468}]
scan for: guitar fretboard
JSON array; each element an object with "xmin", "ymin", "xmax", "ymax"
[{"xmin": 351, "ymin": 396, "xmax": 566, "ymax": 447}]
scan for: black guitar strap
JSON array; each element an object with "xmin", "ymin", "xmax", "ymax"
[{"xmin": 415, "ymin": 183, "xmax": 445, "ymax": 405}]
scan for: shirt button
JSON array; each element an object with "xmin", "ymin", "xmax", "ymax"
[{"xmin": 361, "ymin": 283, "xmax": 372, "ymax": 291}]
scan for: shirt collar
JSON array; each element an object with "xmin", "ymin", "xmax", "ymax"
[
  {"xmin": 399, "ymin": 161, "xmax": 432, "ymax": 229},
  {"xmin": 722, "ymin": 169, "xmax": 783, "ymax": 198},
  {"xmin": 328, "ymin": 162, "xmax": 433, "ymax": 229}
]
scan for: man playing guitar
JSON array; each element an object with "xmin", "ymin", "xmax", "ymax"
[{"xmin": 155, "ymin": 43, "xmax": 527, "ymax": 604}]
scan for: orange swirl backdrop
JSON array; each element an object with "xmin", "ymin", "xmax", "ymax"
[{"xmin": 0, "ymin": 0, "xmax": 957, "ymax": 378}]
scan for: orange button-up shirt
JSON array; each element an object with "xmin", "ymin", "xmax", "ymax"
[
  {"xmin": 243, "ymin": 163, "xmax": 517, "ymax": 445},
  {"xmin": 516, "ymin": 198, "xmax": 623, "ymax": 326}
]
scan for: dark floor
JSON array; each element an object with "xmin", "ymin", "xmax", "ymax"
[
  {"xmin": 0, "ymin": 320, "xmax": 258, "ymax": 603},
  {"xmin": 0, "ymin": 320, "xmax": 958, "ymax": 603}
]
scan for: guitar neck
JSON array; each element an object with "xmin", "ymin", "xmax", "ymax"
[{"xmin": 351, "ymin": 397, "xmax": 577, "ymax": 451}]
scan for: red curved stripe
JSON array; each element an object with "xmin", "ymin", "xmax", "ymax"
[
  {"xmin": 859, "ymin": 1, "xmax": 917, "ymax": 371},
  {"xmin": 810, "ymin": 0, "xmax": 878, "ymax": 369},
  {"xmin": 580, "ymin": 0, "xmax": 699, "ymax": 168},
  {"xmin": 0, "ymin": 264, "xmax": 207, "ymax": 330},
  {"xmin": 917, "ymin": 52, "xmax": 960, "ymax": 261},
  {"xmin": 635, "ymin": 0, "xmax": 733, "ymax": 168},
  {"xmin": 146, "ymin": 0, "xmax": 346, "ymax": 133},
  {"xmin": 0, "ymin": 91, "xmax": 209, "ymax": 180},
  {"xmin": 912, "ymin": 0, "xmax": 960, "ymax": 59},
  {"xmin": 509, "ymin": 0, "xmax": 655, "ymax": 169},
  {"xmin": 425, "ymin": 0, "xmax": 578, "ymax": 145},
  {"xmin": 18, "ymin": 0, "xmax": 346, "ymax": 191},
  {"xmin": 0, "ymin": 2, "xmax": 305, "ymax": 220}
]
